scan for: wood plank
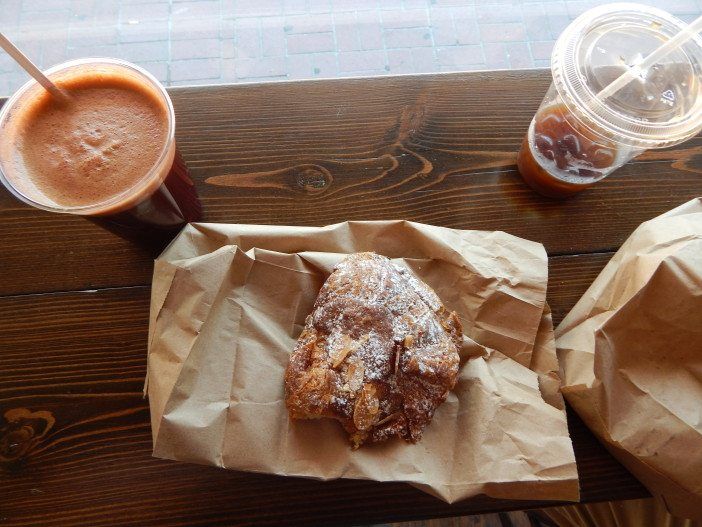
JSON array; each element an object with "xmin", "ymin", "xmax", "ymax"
[
  {"xmin": 2, "ymin": 71, "xmax": 702, "ymax": 296},
  {"xmin": 0, "ymin": 253, "xmax": 649, "ymax": 527},
  {"xmin": 547, "ymin": 252, "xmax": 613, "ymax": 326}
]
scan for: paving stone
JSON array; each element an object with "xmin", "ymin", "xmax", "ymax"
[
  {"xmin": 120, "ymin": 40, "xmax": 170, "ymax": 62},
  {"xmin": 384, "ymin": 27, "xmax": 433, "ymax": 48},
  {"xmin": 338, "ymin": 49, "xmax": 386, "ymax": 72},
  {"xmin": 436, "ymin": 44, "xmax": 483, "ymax": 66},
  {"xmin": 0, "ymin": 0, "xmax": 699, "ymax": 98},
  {"xmin": 286, "ymin": 32, "xmax": 335, "ymax": 54},
  {"xmin": 386, "ymin": 48, "xmax": 415, "ymax": 73},
  {"xmin": 169, "ymin": 57, "xmax": 221, "ymax": 81},
  {"xmin": 171, "ymin": 38, "xmax": 221, "ymax": 60}
]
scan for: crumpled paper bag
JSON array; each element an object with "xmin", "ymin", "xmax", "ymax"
[
  {"xmin": 543, "ymin": 497, "xmax": 700, "ymax": 527},
  {"xmin": 556, "ymin": 198, "xmax": 702, "ymax": 519},
  {"xmin": 146, "ymin": 221, "xmax": 578, "ymax": 503}
]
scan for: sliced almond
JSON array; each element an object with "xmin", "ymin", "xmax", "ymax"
[
  {"xmin": 353, "ymin": 383, "xmax": 379, "ymax": 431},
  {"xmin": 329, "ymin": 334, "xmax": 353, "ymax": 368},
  {"xmin": 330, "ymin": 334, "xmax": 369, "ymax": 369},
  {"xmin": 375, "ymin": 411, "xmax": 402, "ymax": 427},
  {"xmin": 331, "ymin": 346, "xmax": 352, "ymax": 369},
  {"xmin": 346, "ymin": 360, "xmax": 365, "ymax": 392}
]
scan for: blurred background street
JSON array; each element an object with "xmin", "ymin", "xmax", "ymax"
[{"xmin": 2, "ymin": 0, "xmax": 701, "ymax": 94}]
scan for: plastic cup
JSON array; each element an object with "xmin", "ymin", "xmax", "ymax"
[
  {"xmin": 517, "ymin": 3, "xmax": 702, "ymax": 198},
  {"xmin": 0, "ymin": 58, "xmax": 201, "ymax": 243}
]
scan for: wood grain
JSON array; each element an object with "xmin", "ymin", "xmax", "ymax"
[
  {"xmin": 0, "ymin": 253, "xmax": 647, "ymax": 527},
  {"xmin": 3, "ymin": 69, "xmax": 690, "ymax": 526},
  {"xmin": 2, "ymin": 71, "xmax": 702, "ymax": 296}
]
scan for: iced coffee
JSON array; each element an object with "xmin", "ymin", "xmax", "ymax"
[{"xmin": 518, "ymin": 4, "xmax": 702, "ymax": 198}]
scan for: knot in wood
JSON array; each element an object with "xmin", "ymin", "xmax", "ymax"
[
  {"xmin": 1, "ymin": 408, "xmax": 55, "ymax": 465},
  {"xmin": 294, "ymin": 165, "xmax": 332, "ymax": 193}
]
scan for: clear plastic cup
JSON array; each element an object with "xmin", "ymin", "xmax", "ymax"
[
  {"xmin": 517, "ymin": 3, "xmax": 702, "ymax": 198},
  {"xmin": 0, "ymin": 58, "xmax": 201, "ymax": 244}
]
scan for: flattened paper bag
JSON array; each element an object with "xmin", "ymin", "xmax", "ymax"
[
  {"xmin": 557, "ymin": 198, "xmax": 702, "ymax": 519},
  {"xmin": 147, "ymin": 221, "xmax": 578, "ymax": 503}
]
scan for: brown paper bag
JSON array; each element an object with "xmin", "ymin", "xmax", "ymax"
[
  {"xmin": 146, "ymin": 221, "xmax": 578, "ymax": 503},
  {"xmin": 543, "ymin": 498, "xmax": 701, "ymax": 527},
  {"xmin": 539, "ymin": 498, "xmax": 702, "ymax": 527},
  {"xmin": 556, "ymin": 198, "xmax": 702, "ymax": 520}
]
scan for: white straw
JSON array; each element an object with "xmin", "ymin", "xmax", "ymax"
[
  {"xmin": 596, "ymin": 13, "xmax": 702, "ymax": 101},
  {"xmin": 0, "ymin": 32, "xmax": 68, "ymax": 101}
]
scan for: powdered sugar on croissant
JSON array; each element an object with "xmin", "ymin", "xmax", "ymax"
[{"xmin": 284, "ymin": 252, "xmax": 462, "ymax": 448}]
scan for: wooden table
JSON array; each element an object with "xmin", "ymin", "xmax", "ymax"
[{"xmin": 5, "ymin": 68, "xmax": 700, "ymax": 526}]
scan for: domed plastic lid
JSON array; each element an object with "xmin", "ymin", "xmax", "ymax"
[{"xmin": 552, "ymin": 3, "xmax": 702, "ymax": 148}]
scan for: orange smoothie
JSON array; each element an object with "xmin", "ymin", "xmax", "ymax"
[
  {"xmin": 0, "ymin": 59, "xmax": 201, "ymax": 243},
  {"xmin": 15, "ymin": 73, "xmax": 169, "ymax": 208}
]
